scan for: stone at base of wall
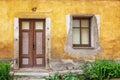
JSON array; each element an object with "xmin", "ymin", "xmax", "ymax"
[
  {"xmin": 49, "ymin": 59, "xmax": 85, "ymax": 71},
  {"xmin": 2, "ymin": 58, "xmax": 120, "ymax": 71}
]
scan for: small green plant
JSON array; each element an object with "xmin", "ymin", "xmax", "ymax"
[
  {"xmin": 0, "ymin": 61, "xmax": 11, "ymax": 80},
  {"xmin": 80, "ymin": 59, "xmax": 120, "ymax": 80},
  {"xmin": 78, "ymin": 75, "xmax": 86, "ymax": 80},
  {"xmin": 62, "ymin": 71, "xmax": 78, "ymax": 80},
  {"xmin": 45, "ymin": 73, "xmax": 60, "ymax": 80},
  {"xmin": 45, "ymin": 71, "xmax": 86, "ymax": 80}
]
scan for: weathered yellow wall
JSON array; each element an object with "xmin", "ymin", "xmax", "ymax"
[{"xmin": 0, "ymin": 0, "xmax": 120, "ymax": 59}]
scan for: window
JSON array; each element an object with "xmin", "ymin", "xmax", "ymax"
[
  {"xmin": 65, "ymin": 14, "xmax": 102, "ymax": 56},
  {"xmin": 72, "ymin": 17, "xmax": 91, "ymax": 47}
]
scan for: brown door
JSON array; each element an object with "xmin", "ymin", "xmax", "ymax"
[{"xmin": 19, "ymin": 19, "xmax": 45, "ymax": 68}]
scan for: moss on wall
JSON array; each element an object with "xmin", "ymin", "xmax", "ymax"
[{"xmin": 0, "ymin": 0, "xmax": 120, "ymax": 59}]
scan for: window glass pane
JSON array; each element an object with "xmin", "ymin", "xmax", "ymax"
[
  {"xmin": 73, "ymin": 20, "xmax": 80, "ymax": 27},
  {"xmin": 36, "ymin": 58, "xmax": 43, "ymax": 65},
  {"xmin": 22, "ymin": 22, "xmax": 29, "ymax": 29},
  {"xmin": 81, "ymin": 19, "xmax": 89, "ymax": 27},
  {"xmin": 81, "ymin": 29, "xmax": 89, "ymax": 44},
  {"xmin": 22, "ymin": 58, "xmax": 29, "ymax": 65},
  {"xmin": 35, "ymin": 22, "xmax": 43, "ymax": 29},
  {"xmin": 36, "ymin": 32, "xmax": 42, "ymax": 54},
  {"xmin": 22, "ymin": 32, "xmax": 29, "ymax": 54},
  {"xmin": 73, "ymin": 28, "xmax": 80, "ymax": 44}
]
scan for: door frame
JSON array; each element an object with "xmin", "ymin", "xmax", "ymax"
[
  {"xmin": 19, "ymin": 19, "xmax": 46, "ymax": 68},
  {"xmin": 14, "ymin": 18, "xmax": 51, "ymax": 69}
]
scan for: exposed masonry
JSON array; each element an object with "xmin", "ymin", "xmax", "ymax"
[
  {"xmin": 14, "ymin": 17, "xmax": 51, "ymax": 69},
  {"xmin": 50, "ymin": 59, "xmax": 85, "ymax": 71},
  {"xmin": 64, "ymin": 14, "xmax": 102, "ymax": 56}
]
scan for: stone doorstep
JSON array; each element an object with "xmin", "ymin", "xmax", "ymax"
[
  {"xmin": 14, "ymin": 77, "xmax": 46, "ymax": 80},
  {"xmin": 14, "ymin": 72, "xmax": 49, "ymax": 78},
  {"xmin": 14, "ymin": 72, "xmax": 48, "ymax": 80},
  {"xmin": 14, "ymin": 77, "xmax": 45, "ymax": 80}
]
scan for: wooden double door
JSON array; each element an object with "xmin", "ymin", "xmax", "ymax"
[{"xmin": 19, "ymin": 19, "xmax": 45, "ymax": 68}]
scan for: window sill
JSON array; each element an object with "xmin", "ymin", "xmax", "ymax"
[{"xmin": 73, "ymin": 46, "xmax": 94, "ymax": 49}]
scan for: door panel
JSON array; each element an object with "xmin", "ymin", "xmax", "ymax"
[
  {"xmin": 19, "ymin": 19, "xmax": 45, "ymax": 68},
  {"xmin": 34, "ymin": 21, "xmax": 45, "ymax": 67},
  {"xmin": 22, "ymin": 32, "xmax": 29, "ymax": 55},
  {"xmin": 35, "ymin": 22, "xmax": 43, "ymax": 29},
  {"xmin": 19, "ymin": 21, "xmax": 32, "ymax": 68},
  {"xmin": 22, "ymin": 22, "xmax": 30, "ymax": 29},
  {"xmin": 36, "ymin": 32, "xmax": 42, "ymax": 55}
]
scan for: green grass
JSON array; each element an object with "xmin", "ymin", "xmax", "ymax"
[
  {"xmin": 0, "ymin": 61, "xmax": 11, "ymax": 80},
  {"xmin": 80, "ymin": 59, "xmax": 120, "ymax": 80}
]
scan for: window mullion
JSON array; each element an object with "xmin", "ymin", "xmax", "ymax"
[
  {"xmin": 89, "ymin": 19, "xmax": 91, "ymax": 46},
  {"xmin": 80, "ymin": 19, "xmax": 81, "ymax": 45}
]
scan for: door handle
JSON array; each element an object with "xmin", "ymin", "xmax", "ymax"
[{"xmin": 33, "ymin": 43, "xmax": 35, "ymax": 49}]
